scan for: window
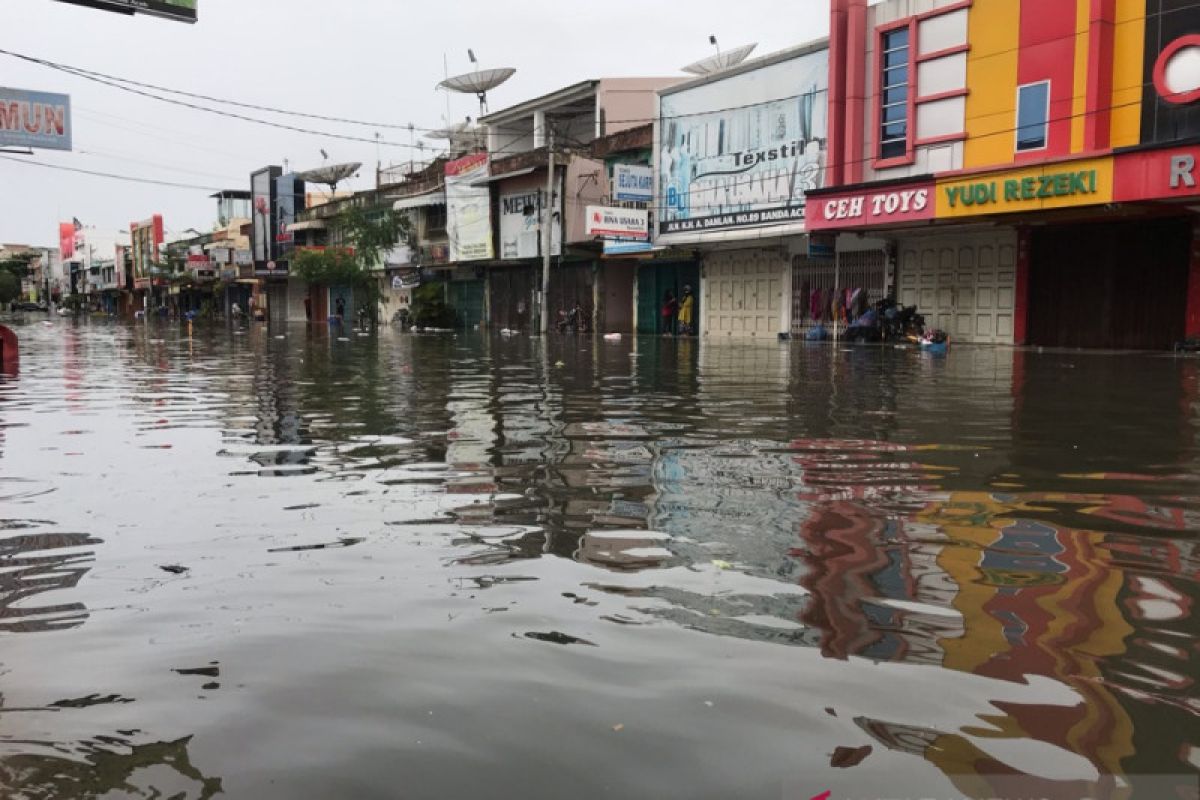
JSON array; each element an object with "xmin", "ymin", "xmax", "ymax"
[
  {"xmin": 1016, "ymin": 81, "xmax": 1050, "ymax": 152},
  {"xmin": 880, "ymin": 27, "xmax": 911, "ymax": 160}
]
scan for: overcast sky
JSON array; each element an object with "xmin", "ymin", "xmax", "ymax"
[{"xmin": 2, "ymin": 0, "xmax": 828, "ymax": 247}]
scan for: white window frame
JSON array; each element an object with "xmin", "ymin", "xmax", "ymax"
[
  {"xmin": 879, "ymin": 28, "xmax": 912, "ymax": 160},
  {"xmin": 1015, "ymin": 80, "xmax": 1051, "ymax": 153}
]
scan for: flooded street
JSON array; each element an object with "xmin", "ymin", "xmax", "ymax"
[{"xmin": 1, "ymin": 319, "xmax": 1197, "ymax": 799}]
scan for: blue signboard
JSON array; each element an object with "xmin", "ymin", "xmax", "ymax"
[{"xmin": 0, "ymin": 87, "xmax": 72, "ymax": 151}]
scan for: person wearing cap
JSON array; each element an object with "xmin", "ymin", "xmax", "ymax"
[{"xmin": 677, "ymin": 285, "xmax": 695, "ymax": 336}]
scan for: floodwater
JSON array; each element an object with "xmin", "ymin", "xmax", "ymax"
[{"xmin": 0, "ymin": 319, "xmax": 1197, "ymax": 800}]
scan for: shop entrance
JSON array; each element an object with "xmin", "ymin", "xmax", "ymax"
[
  {"xmin": 1028, "ymin": 218, "xmax": 1191, "ymax": 350},
  {"xmin": 636, "ymin": 262, "xmax": 700, "ymax": 335}
]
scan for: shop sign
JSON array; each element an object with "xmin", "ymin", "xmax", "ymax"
[
  {"xmin": 936, "ymin": 158, "xmax": 1114, "ymax": 218},
  {"xmin": 658, "ymin": 47, "xmax": 828, "ymax": 235},
  {"xmin": 220, "ymin": 268, "xmax": 238, "ymax": 281},
  {"xmin": 613, "ymin": 164, "xmax": 652, "ymax": 203},
  {"xmin": 210, "ymin": 247, "xmax": 231, "ymax": 265},
  {"xmin": 499, "ymin": 187, "xmax": 561, "ymax": 260},
  {"xmin": 445, "ymin": 153, "xmax": 494, "ymax": 262},
  {"xmin": 0, "ymin": 88, "xmax": 72, "ymax": 151},
  {"xmin": 233, "ymin": 249, "xmax": 253, "ymax": 266},
  {"xmin": 586, "ymin": 206, "xmax": 649, "ymax": 240},
  {"xmin": 807, "ymin": 181, "xmax": 935, "ymax": 231},
  {"xmin": 1113, "ymin": 145, "xmax": 1200, "ymax": 202}
]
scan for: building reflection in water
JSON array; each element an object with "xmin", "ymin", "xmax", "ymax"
[{"xmin": 0, "ymin": 735, "xmax": 222, "ymax": 799}]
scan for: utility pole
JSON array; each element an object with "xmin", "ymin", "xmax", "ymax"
[{"xmin": 539, "ymin": 123, "xmax": 555, "ymax": 336}]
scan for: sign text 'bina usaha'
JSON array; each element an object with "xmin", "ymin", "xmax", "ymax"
[
  {"xmin": 0, "ymin": 88, "xmax": 72, "ymax": 152},
  {"xmin": 937, "ymin": 158, "xmax": 1114, "ymax": 218},
  {"xmin": 586, "ymin": 207, "xmax": 649, "ymax": 240}
]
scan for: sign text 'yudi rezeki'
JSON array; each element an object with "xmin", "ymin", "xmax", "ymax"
[{"xmin": 936, "ymin": 158, "xmax": 1115, "ymax": 218}]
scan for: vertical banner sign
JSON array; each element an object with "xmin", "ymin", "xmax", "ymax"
[
  {"xmin": 445, "ymin": 154, "xmax": 494, "ymax": 262},
  {"xmin": 0, "ymin": 88, "xmax": 72, "ymax": 151},
  {"xmin": 250, "ymin": 167, "xmax": 279, "ymax": 269},
  {"xmin": 658, "ymin": 48, "xmax": 828, "ymax": 235},
  {"xmin": 59, "ymin": 222, "xmax": 76, "ymax": 258}
]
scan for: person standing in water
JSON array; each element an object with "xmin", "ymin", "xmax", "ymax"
[
  {"xmin": 677, "ymin": 285, "xmax": 695, "ymax": 336},
  {"xmin": 661, "ymin": 290, "xmax": 678, "ymax": 336}
]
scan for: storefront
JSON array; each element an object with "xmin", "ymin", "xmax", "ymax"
[
  {"xmin": 635, "ymin": 260, "xmax": 699, "ymax": 335},
  {"xmin": 653, "ymin": 42, "xmax": 830, "ymax": 340},
  {"xmin": 701, "ymin": 249, "xmax": 787, "ymax": 339}
]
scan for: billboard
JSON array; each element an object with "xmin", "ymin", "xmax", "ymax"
[
  {"xmin": 55, "ymin": 0, "xmax": 197, "ymax": 23},
  {"xmin": 613, "ymin": 164, "xmax": 653, "ymax": 203},
  {"xmin": 499, "ymin": 185, "xmax": 561, "ymax": 260},
  {"xmin": 585, "ymin": 206, "xmax": 649, "ymax": 240},
  {"xmin": 658, "ymin": 47, "xmax": 828, "ymax": 235},
  {"xmin": 445, "ymin": 154, "xmax": 494, "ymax": 262},
  {"xmin": 250, "ymin": 166, "xmax": 278, "ymax": 266},
  {"xmin": 59, "ymin": 222, "xmax": 76, "ymax": 258},
  {"xmin": 1, "ymin": 88, "xmax": 72, "ymax": 151},
  {"xmin": 274, "ymin": 173, "xmax": 299, "ymax": 259},
  {"xmin": 129, "ymin": 215, "xmax": 164, "ymax": 289}
]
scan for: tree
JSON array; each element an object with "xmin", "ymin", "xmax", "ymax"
[
  {"xmin": 0, "ymin": 271, "xmax": 20, "ymax": 304},
  {"xmin": 292, "ymin": 206, "xmax": 410, "ymax": 323}
]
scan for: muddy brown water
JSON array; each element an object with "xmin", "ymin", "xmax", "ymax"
[{"xmin": 0, "ymin": 320, "xmax": 1196, "ymax": 799}]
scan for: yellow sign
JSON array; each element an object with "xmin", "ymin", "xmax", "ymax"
[{"xmin": 936, "ymin": 157, "xmax": 1114, "ymax": 218}]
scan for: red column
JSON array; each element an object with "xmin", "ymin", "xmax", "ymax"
[
  {"xmin": 827, "ymin": 0, "xmax": 849, "ymax": 187},
  {"xmin": 844, "ymin": 0, "xmax": 868, "ymax": 185},
  {"xmin": 1084, "ymin": 0, "xmax": 1117, "ymax": 151},
  {"xmin": 1014, "ymin": 228, "xmax": 1032, "ymax": 345},
  {"xmin": 1186, "ymin": 219, "xmax": 1200, "ymax": 339}
]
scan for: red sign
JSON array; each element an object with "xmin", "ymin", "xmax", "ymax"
[
  {"xmin": 806, "ymin": 180, "xmax": 935, "ymax": 231},
  {"xmin": 59, "ymin": 222, "xmax": 75, "ymax": 258},
  {"xmin": 1114, "ymin": 145, "xmax": 1200, "ymax": 202},
  {"xmin": 445, "ymin": 152, "xmax": 488, "ymax": 177}
]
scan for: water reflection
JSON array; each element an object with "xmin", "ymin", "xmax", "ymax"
[{"xmin": 0, "ymin": 321, "xmax": 1196, "ymax": 798}]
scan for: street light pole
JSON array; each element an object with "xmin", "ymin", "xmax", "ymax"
[{"xmin": 539, "ymin": 125, "xmax": 555, "ymax": 336}]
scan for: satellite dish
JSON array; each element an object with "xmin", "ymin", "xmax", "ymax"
[
  {"xmin": 423, "ymin": 121, "xmax": 484, "ymax": 156},
  {"xmin": 681, "ymin": 43, "xmax": 758, "ymax": 76},
  {"xmin": 437, "ymin": 67, "xmax": 516, "ymax": 116},
  {"xmin": 296, "ymin": 162, "xmax": 361, "ymax": 195}
]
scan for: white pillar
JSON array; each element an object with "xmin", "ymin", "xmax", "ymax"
[{"xmin": 533, "ymin": 110, "xmax": 546, "ymax": 149}]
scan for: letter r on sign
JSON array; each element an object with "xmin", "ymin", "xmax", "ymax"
[{"xmin": 1170, "ymin": 155, "xmax": 1196, "ymax": 189}]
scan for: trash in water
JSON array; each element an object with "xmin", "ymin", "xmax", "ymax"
[
  {"xmin": 521, "ymin": 631, "xmax": 597, "ymax": 646},
  {"xmin": 268, "ymin": 537, "xmax": 364, "ymax": 553},
  {"xmin": 159, "ymin": 564, "xmax": 189, "ymax": 575},
  {"xmin": 173, "ymin": 664, "xmax": 219, "ymax": 678},
  {"xmin": 611, "ymin": 723, "xmax": 625, "ymax": 732},
  {"xmin": 830, "ymin": 745, "xmax": 873, "ymax": 768},
  {"xmin": 711, "ymin": 559, "xmax": 733, "ymax": 570}
]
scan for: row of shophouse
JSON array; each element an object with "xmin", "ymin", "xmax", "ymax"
[
  {"xmin": 359, "ymin": 0, "xmax": 1200, "ymax": 350},
  {"xmin": 45, "ymin": 0, "xmax": 1200, "ymax": 350}
]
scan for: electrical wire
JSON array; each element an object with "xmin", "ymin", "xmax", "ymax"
[{"xmin": 0, "ymin": 154, "xmax": 224, "ymax": 191}]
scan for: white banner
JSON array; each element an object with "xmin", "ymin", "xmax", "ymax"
[
  {"xmin": 445, "ymin": 154, "xmax": 494, "ymax": 262},
  {"xmin": 499, "ymin": 186, "xmax": 561, "ymax": 260},
  {"xmin": 585, "ymin": 206, "xmax": 649, "ymax": 240},
  {"xmin": 613, "ymin": 164, "xmax": 652, "ymax": 203}
]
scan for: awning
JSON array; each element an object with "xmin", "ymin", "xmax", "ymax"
[
  {"xmin": 286, "ymin": 220, "xmax": 326, "ymax": 233},
  {"xmin": 393, "ymin": 190, "xmax": 446, "ymax": 211},
  {"xmin": 469, "ymin": 167, "xmax": 535, "ymax": 186}
]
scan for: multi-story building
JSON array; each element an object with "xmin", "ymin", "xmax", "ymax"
[
  {"xmin": 651, "ymin": 43, "xmax": 832, "ymax": 340},
  {"xmin": 469, "ymin": 77, "xmax": 681, "ymax": 332},
  {"xmin": 809, "ymin": 0, "xmax": 1200, "ymax": 349}
]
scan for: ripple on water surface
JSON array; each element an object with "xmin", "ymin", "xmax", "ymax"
[{"xmin": 0, "ymin": 321, "xmax": 1196, "ymax": 799}]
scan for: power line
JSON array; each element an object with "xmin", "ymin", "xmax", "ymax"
[
  {"xmin": 0, "ymin": 48, "xmax": 439, "ymax": 152},
  {"xmin": 0, "ymin": 154, "xmax": 223, "ymax": 191}
]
